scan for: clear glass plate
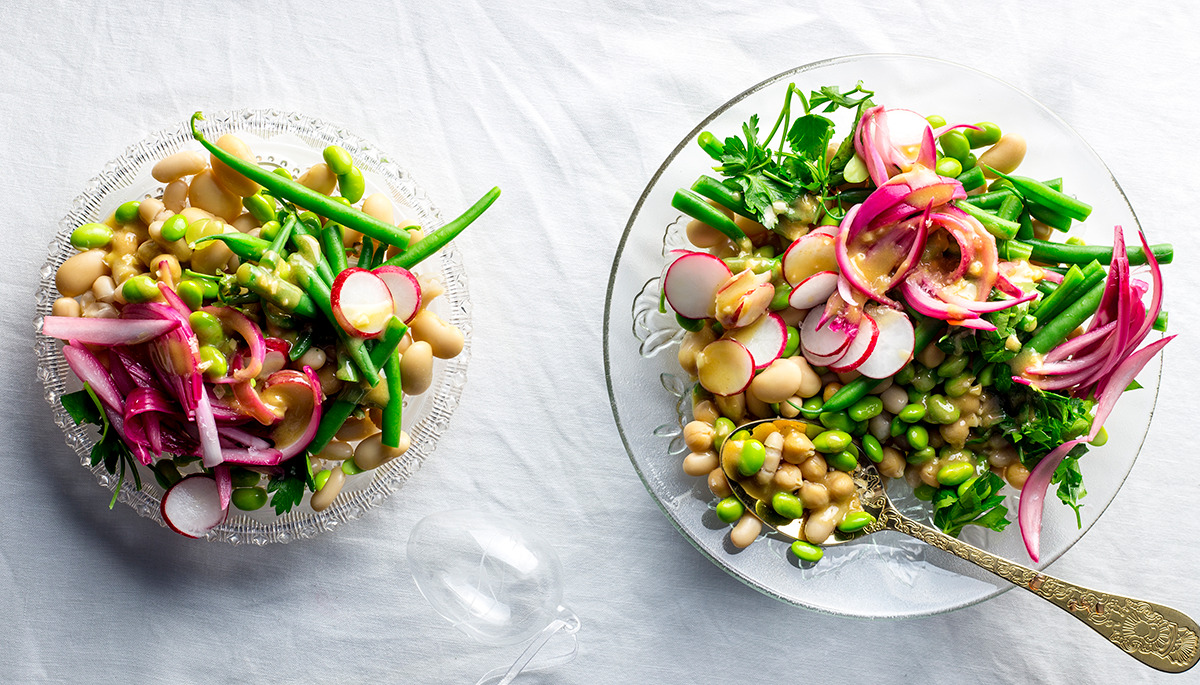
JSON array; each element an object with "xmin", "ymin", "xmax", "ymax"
[
  {"xmin": 604, "ymin": 55, "xmax": 1162, "ymax": 617},
  {"xmin": 35, "ymin": 109, "xmax": 471, "ymax": 544}
]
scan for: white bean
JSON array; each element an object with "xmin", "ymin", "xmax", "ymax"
[
  {"xmin": 151, "ymin": 150, "xmax": 207, "ymax": 183},
  {"xmin": 730, "ymin": 514, "xmax": 762, "ymax": 548},
  {"xmin": 310, "ymin": 468, "xmax": 345, "ymax": 512}
]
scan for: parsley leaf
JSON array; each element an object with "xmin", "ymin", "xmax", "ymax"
[
  {"xmin": 978, "ymin": 301, "xmax": 1031, "ymax": 363},
  {"xmin": 267, "ymin": 453, "xmax": 314, "ymax": 515},
  {"xmin": 64, "ymin": 384, "xmax": 141, "ymax": 508},
  {"xmin": 786, "ymin": 114, "xmax": 834, "ymax": 161},
  {"xmin": 716, "ymin": 115, "xmax": 798, "ymax": 226},
  {"xmin": 1051, "ymin": 444, "xmax": 1089, "ymax": 528},
  {"xmin": 933, "ymin": 472, "xmax": 1011, "ymax": 537},
  {"xmin": 999, "ymin": 387, "xmax": 1094, "ymax": 463},
  {"xmin": 62, "ymin": 389, "xmax": 103, "ymax": 426},
  {"xmin": 808, "ymin": 82, "xmax": 875, "ymax": 113}
]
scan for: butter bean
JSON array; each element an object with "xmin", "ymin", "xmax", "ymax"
[
  {"xmin": 52, "ymin": 297, "xmax": 81, "ymax": 317},
  {"xmin": 353, "ymin": 431, "xmax": 410, "ymax": 470},
  {"xmin": 309, "ymin": 467, "xmax": 345, "ymax": 511},
  {"xmin": 713, "ymin": 393, "xmax": 746, "ymax": 424},
  {"xmin": 188, "ymin": 169, "xmax": 242, "ymax": 222},
  {"xmin": 400, "ymin": 340, "xmax": 434, "ymax": 395},
  {"xmin": 682, "ymin": 450, "xmax": 719, "ymax": 476},
  {"xmin": 210, "ymin": 134, "xmax": 260, "ymax": 197},
  {"xmin": 180, "ymin": 206, "xmax": 215, "ymax": 224},
  {"xmin": 693, "ymin": 399, "xmax": 720, "ymax": 425},
  {"xmin": 361, "ymin": 193, "xmax": 394, "ymax": 224},
  {"xmin": 231, "ymin": 212, "xmax": 260, "ymax": 233},
  {"xmin": 56, "ymin": 249, "xmax": 110, "ymax": 297},
  {"xmin": 416, "ymin": 273, "xmax": 444, "ymax": 303},
  {"xmin": 677, "ymin": 327, "xmax": 716, "ymax": 376},
  {"xmin": 685, "ymin": 219, "xmax": 725, "ymax": 248},
  {"xmin": 91, "ymin": 275, "xmax": 116, "ymax": 303},
  {"xmin": 979, "ymin": 133, "xmax": 1027, "ymax": 178},
  {"xmin": 749, "ymin": 358, "xmax": 804, "ymax": 404},
  {"xmin": 805, "ymin": 505, "xmax": 840, "ymax": 544},
  {"xmin": 335, "ymin": 415, "xmax": 378, "ymax": 442},
  {"xmin": 730, "ymin": 513, "xmax": 762, "ymax": 548},
  {"xmin": 317, "ymin": 439, "xmax": 354, "ymax": 461},
  {"xmin": 152, "ymin": 150, "xmax": 207, "ymax": 183},
  {"xmin": 409, "ymin": 309, "xmax": 463, "ymax": 359},
  {"xmin": 163, "ymin": 179, "xmax": 189, "ymax": 213},
  {"xmin": 298, "ymin": 162, "xmax": 337, "ymax": 195},
  {"xmin": 708, "ymin": 467, "xmax": 732, "ymax": 499},
  {"xmin": 137, "ymin": 198, "xmax": 168, "ymax": 226},
  {"xmin": 298, "ymin": 347, "xmax": 327, "ymax": 370}
]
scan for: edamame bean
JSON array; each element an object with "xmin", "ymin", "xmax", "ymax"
[
  {"xmin": 812, "ymin": 430, "xmax": 851, "ymax": 453},
  {"xmin": 341, "ymin": 460, "xmax": 365, "ymax": 475},
  {"xmin": 323, "ymin": 145, "xmax": 354, "ymax": 176},
  {"xmin": 848, "ymin": 396, "xmax": 883, "ymax": 422},
  {"xmin": 115, "ymin": 201, "xmax": 141, "ymax": 225},
  {"xmin": 70, "ymin": 223, "xmax": 113, "ymax": 250},
  {"xmin": 712, "ymin": 417, "xmax": 735, "ymax": 450},
  {"xmin": 230, "ymin": 467, "xmax": 260, "ymax": 488},
  {"xmin": 242, "ymin": 192, "xmax": 276, "ymax": 223},
  {"xmin": 790, "ymin": 540, "xmax": 824, "ymax": 562},
  {"xmin": 837, "ymin": 511, "xmax": 875, "ymax": 533},
  {"xmin": 893, "ymin": 364, "xmax": 915, "ymax": 385},
  {"xmin": 889, "ymin": 416, "xmax": 905, "ymax": 437},
  {"xmin": 231, "ymin": 487, "xmax": 268, "ymax": 511},
  {"xmin": 121, "ymin": 274, "xmax": 160, "ymax": 303},
  {"xmin": 913, "ymin": 483, "xmax": 936, "ymax": 501},
  {"xmin": 715, "ymin": 496, "xmax": 744, "ymax": 523},
  {"xmin": 937, "ymin": 461, "xmax": 975, "ymax": 486},
  {"xmin": 925, "ymin": 394, "xmax": 960, "ymax": 424},
  {"xmin": 907, "ymin": 446, "xmax": 936, "ymax": 464},
  {"xmin": 898, "ymin": 403, "xmax": 926, "ymax": 423},
  {"xmin": 738, "ymin": 439, "xmax": 766, "ymax": 476},
  {"xmin": 911, "ymin": 366, "xmax": 937, "ymax": 392},
  {"xmin": 965, "ymin": 122, "xmax": 1002, "ymax": 148},
  {"xmin": 939, "ymin": 130, "xmax": 970, "ymax": 162},
  {"xmin": 176, "ymin": 280, "xmax": 206, "ymax": 310},
  {"xmin": 189, "ymin": 310, "xmax": 225, "ymax": 345},
  {"xmin": 925, "ymin": 114, "xmax": 947, "ymax": 128},
  {"xmin": 771, "ymin": 491, "xmax": 805, "ymax": 519},
  {"xmin": 945, "ymin": 373, "xmax": 974, "ymax": 397},
  {"xmin": 310, "ymin": 467, "xmax": 345, "ymax": 511},
  {"xmin": 827, "ymin": 449, "xmax": 857, "ymax": 472},
  {"xmin": 862, "ymin": 434, "xmax": 884, "ymax": 463},
  {"xmin": 819, "ymin": 411, "xmax": 855, "ymax": 433},
  {"xmin": 158, "ymin": 214, "xmax": 188, "ymax": 243},
  {"xmin": 314, "ymin": 469, "xmax": 332, "ymax": 491},
  {"xmin": 937, "ymin": 354, "xmax": 968, "ymax": 378},
  {"xmin": 151, "ymin": 150, "xmax": 207, "ymax": 183},
  {"xmin": 799, "ymin": 396, "xmax": 823, "ymax": 419},
  {"xmin": 198, "ymin": 345, "xmax": 228, "ymax": 380},
  {"xmin": 1090, "ymin": 426, "xmax": 1108, "ymax": 447},
  {"xmin": 769, "ymin": 283, "xmax": 792, "ymax": 311},
  {"xmin": 730, "ymin": 429, "xmax": 751, "ymax": 443},
  {"xmin": 935, "ymin": 157, "xmax": 962, "ymax": 178},
  {"xmin": 906, "ymin": 424, "xmax": 929, "ymax": 450},
  {"xmin": 338, "ymin": 166, "xmax": 365, "ymax": 204}
]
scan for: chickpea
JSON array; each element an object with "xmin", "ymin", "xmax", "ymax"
[
  {"xmin": 772, "ymin": 463, "xmax": 803, "ymax": 491},
  {"xmin": 821, "ymin": 383, "xmax": 842, "ymax": 403},
  {"xmin": 782, "ymin": 430, "xmax": 815, "ymax": 464},
  {"xmin": 692, "ymin": 399, "xmax": 720, "ymax": 425},
  {"xmin": 919, "ymin": 461, "xmax": 940, "ymax": 488},
  {"xmin": 799, "ymin": 481, "xmax": 830, "ymax": 510},
  {"xmin": 878, "ymin": 447, "xmax": 906, "ymax": 479},
  {"xmin": 904, "ymin": 464, "xmax": 923, "ymax": 489},
  {"xmin": 708, "ymin": 468, "xmax": 732, "ymax": 499},
  {"xmin": 1006, "ymin": 462, "xmax": 1030, "ymax": 489},
  {"xmin": 800, "ymin": 454, "xmax": 827, "ymax": 482},
  {"xmin": 940, "ymin": 419, "xmax": 970, "ymax": 447},
  {"xmin": 682, "ymin": 450, "xmax": 719, "ymax": 477},
  {"xmin": 683, "ymin": 421, "xmax": 715, "ymax": 453},
  {"xmin": 824, "ymin": 471, "xmax": 856, "ymax": 500}
]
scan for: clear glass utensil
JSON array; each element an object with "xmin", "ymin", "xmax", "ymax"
[{"xmin": 408, "ymin": 510, "xmax": 580, "ymax": 684}]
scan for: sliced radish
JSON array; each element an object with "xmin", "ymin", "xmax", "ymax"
[
  {"xmin": 160, "ymin": 475, "xmax": 228, "ymax": 538},
  {"xmin": 695, "ymin": 339, "xmax": 754, "ymax": 396},
  {"xmin": 330, "ymin": 268, "xmax": 395, "ymax": 338},
  {"xmin": 829, "ymin": 311, "xmax": 879, "ymax": 372},
  {"xmin": 808, "ymin": 225, "xmax": 839, "ymax": 238},
  {"xmin": 800, "ymin": 306, "xmax": 852, "ymax": 358},
  {"xmin": 372, "ymin": 265, "xmax": 423, "ymax": 323},
  {"xmin": 726, "ymin": 312, "xmax": 786, "ymax": 369},
  {"xmin": 663, "ymin": 252, "xmax": 732, "ymax": 319},
  {"xmin": 782, "ymin": 232, "xmax": 838, "ymax": 286},
  {"xmin": 855, "ymin": 307, "xmax": 915, "ymax": 379},
  {"xmin": 788, "ymin": 271, "xmax": 839, "ymax": 310}
]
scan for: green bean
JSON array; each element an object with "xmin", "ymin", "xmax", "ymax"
[
  {"xmin": 848, "ymin": 396, "xmax": 883, "ymax": 422},
  {"xmin": 288, "ymin": 328, "xmax": 313, "ymax": 361},
  {"xmin": 837, "ymin": 511, "xmax": 875, "ymax": 533},
  {"xmin": 293, "ymin": 233, "xmax": 334, "ymax": 287},
  {"xmin": 121, "ymin": 274, "xmax": 160, "ymax": 303},
  {"xmin": 382, "ymin": 187, "xmax": 502, "ymax": 270},
  {"xmin": 198, "ymin": 345, "xmax": 228, "ymax": 380},
  {"xmin": 697, "ymin": 131, "xmax": 724, "ymax": 159},
  {"xmin": 906, "ymin": 424, "xmax": 929, "ymax": 450},
  {"xmin": 358, "ymin": 236, "xmax": 375, "ymax": 269},
  {"xmin": 1026, "ymin": 279, "xmax": 1107, "ymax": 354},
  {"xmin": 827, "ymin": 450, "xmax": 858, "ymax": 472},
  {"xmin": 937, "ymin": 462, "xmax": 975, "ymax": 486},
  {"xmin": 738, "ymin": 439, "xmax": 766, "ymax": 476},
  {"xmin": 335, "ymin": 348, "xmax": 360, "ymax": 383},
  {"xmin": 780, "ymin": 326, "xmax": 800, "ymax": 358},
  {"xmin": 954, "ymin": 166, "xmax": 985, "ymax": 192},
  {"xmin": 862, "ymin": 434, "xmax": 884, "ymax": 463},
  {"xmin": 1042, "ymin": 177, "xmax": 1063, "ymax": 192},
  {"xmin": 769, "ymin": 282, "xmax": 793, "ymax": 311},
  {"xmin": 194, "ymin": 233, "xmax": 272, "ymax": 263},
  {"xmin": 722, "ymin": 255, "xmax": 780, "ymax": 278},
  {"xmin": 955, "ymin": 200, "xmax": 1019, "ymax": 240},
  {"xmin": 70, "ymin": 223, "xmax": 114, "ymax": 249},
  {"xmin": 986, "ymin": 168, "xmax": 1092, "ymax": 222},
  {"xmin": 1153, "ymin": 311, "xmax": 1168, "ymax": 333},
  {"xmin": 812, "ymin": 430, "xmax": 851, "ymax": 453},
  {"xmin": 959, "ymin": 188, "xmax": 1017, "ymax": 210},
  {"xmin": 822, "ymin": 315, "xmax": 944, "ymax": 412},
  {"xmin": 191, "ymin": 113, "xmax": 416, "ymax": 248},
  {"xmin": 323, "ymin": 145, "xmax": 354, "ymax": 176},
  {"xmin": 288, "ymin": 254, "xmax": 378, "ymax": 382},
  {"xmin": 115, "ymin": 201, "xmax": 141, "ymax": 224},
  {"xmin": 715, "ymin": 497, "xmax": 744, "ymax": 523},
  {"xmin": 307, "ymin": 387, "xmax": 366, "ymax": 456},
  {"xmin": 322, "ymin": 224, "xmax": 348, "ymax": 274},
  {"xmin": 690, "ymin": 176, "xmax": 750, "ymax": 218},
  {"xmin": 1017, "ymin": 239, "xmax": 1173, "ymax": 266},
  {"xmin": 996, "ymin": 193, "xmax": 1023, "ymax": 222},
  {"xmin": 669, "ymin": 188, "xmax": 751, "ymax": 253},
  {"xmin": 382, "ymin": 352, "xmax": 403, "ymax": 448},
  {"xmin": 1035, "ymin": 261, "xmax": 1104, "ymax": 324},
  {"xmin": 1035, "ymin": 263, "xmax": 1083, "ymax": 314},
  {"xmin": 675, "ymin": 313, "xmax": 704, "ymax": 332},
  {"xmin": 1026, "ymin": 202, "xmax": 1072, "ymax": 232},
  {"xmin": 235, "ymin": 263, "xmax": 317, "ymax": 317},
  {"xmin": 939, "ymin": 130, "xmax": 970, "ymax": 162},
  {"xmin": 790, "ymin": 540, "xmax": 824, "ymax": 563},
  {"xmin": 935, "ymin": 157, "xmax": 962, "ymax": 178},
  {"xmin": 925, "ymin": 394, "xmax": 960, "ymax": 424},
  {"xmin": 771, "ymin": 491, "xmax": 805, "ymax": 519},
  {"xmin": 996, "ymin": 239, "xmax": 1033, "ymax": 262},
  {"xmin": 338, "ymin": 167, "xmax": 365, "ymax": 204},
  {"xmin": 1017, "ymin": 212, "xmax": 1034, "ymax": 240},
  {"xmin": 964, "ymin": 122, "xmax": 1002, "ymax": 148}
]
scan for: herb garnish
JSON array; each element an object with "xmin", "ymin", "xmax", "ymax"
[
  {"xmin": 62, "ymin": 385, "xmax": 143, "ymax": 508},
  {"xmin": 266, "ymin": 452, "xmax": 315, "ymax": 515},
  {"xmin": 933, "ymin": 472, "xmax": 1011, "ymax": 537}
]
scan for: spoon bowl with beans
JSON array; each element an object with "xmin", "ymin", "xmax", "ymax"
[{"xmin": 721, "ymin": 418, "xmax": 1198, "ymax": 674}]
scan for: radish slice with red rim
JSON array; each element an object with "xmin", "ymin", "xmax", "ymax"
[
  {"xmin": 372, "ymin": 265, "xmax": 423, "ymax": 323},
  {"xmin": 855, "ymin": 307, "xmax": 915, "ymax": 379},
  {"xmin": 695, "ymin": 339, "xmax": 755, "ymax": 396},
  {"xmin": 726, "ymin": 312, "xmax": 786, "ymax": 369},
  {"xmin": 800, "ymin": 306, "xmax": 853, "ymax": 358},
  {"xmin": 160, "ymin": 475, "xmax": 227, "ymax": 538},
  {"xmin": 829, "ymin": 311, "xmax": 880, "ymax": 373},
  {"xmin": 663, "ymin": 252, "xmax": 732, "ymax": 320},
  {"xmin": 788, "ymin": 271, "xmax": 839, "ymax": 310},
  {"xmin": 330, "ymin": 268, "xmax": 395, "ymax": 338},
  {"xmin": 782, "ymin": 232, "xmax": 838, "ymax": 286}
]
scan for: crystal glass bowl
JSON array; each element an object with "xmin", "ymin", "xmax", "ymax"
[
  {"xmin": 35, "ymin": 109, "xmax": 471, "ymax": 544},
  {"xmin": 604, "ymin": 55, "xmax": 1162, "ymax": 617}
]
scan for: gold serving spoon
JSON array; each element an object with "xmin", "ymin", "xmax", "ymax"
[{"xmin": 722, "ymin": 418, "xmax": 1198, "ymax": 673}]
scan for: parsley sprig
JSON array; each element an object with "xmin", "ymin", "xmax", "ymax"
[
  {"xmin": 933, "ymin": 472, "xmax": 1010, "ymax": 537},
  {"xmin": 62, "ymin": 385, "xmax": 143, "ymax": 508}
]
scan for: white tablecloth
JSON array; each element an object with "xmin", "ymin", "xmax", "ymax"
[{"xmin": 2, "ymin": 1, "xmax": 1198, "ymax": 683}]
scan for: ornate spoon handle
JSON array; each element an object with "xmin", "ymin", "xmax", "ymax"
[{"xmin": 875, "ymin": 505, "xmax": 1199, "ymax": 673}]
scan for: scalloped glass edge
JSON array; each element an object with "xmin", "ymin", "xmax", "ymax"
[
  {"xmin": 603, "ymin": 54, "xmax": 1163, "ymax": 617},
  {"xmin": 34, "ymin": 108, "xmax": 471, "ymax": 545}
]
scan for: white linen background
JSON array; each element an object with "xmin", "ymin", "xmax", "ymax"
[{"xmin": 1, "ymin": 1, "xmax": 1197, "ymax": 683}]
